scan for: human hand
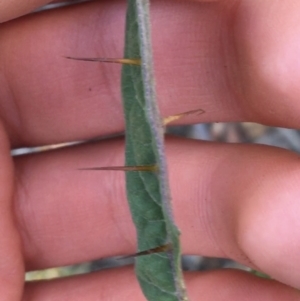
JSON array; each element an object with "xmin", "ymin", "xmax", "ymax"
[{"xmin": 1, "ymin": 0, "xmax": 300, "ymax": 300}]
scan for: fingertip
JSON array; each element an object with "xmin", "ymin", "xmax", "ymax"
[
  {"xmin": 237, "ymin": 154, "xmax": 300, "ymax": 288},
  {"xmin": 234, "ymin": 0, "xmax": 300, "ymax": 126}
]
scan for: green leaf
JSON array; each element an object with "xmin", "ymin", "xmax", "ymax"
[{"xmin": 121, "ymin": 1, "xmax": 188, "ymax": 301}]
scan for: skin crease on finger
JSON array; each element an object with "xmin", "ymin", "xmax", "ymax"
[
  {"xmin": 0, "ymin": 0, "xmax": 300, "ymax": 148},
  {"xmin": 13, "ymin": 137, "xmax": 300, "ymax": 289}
]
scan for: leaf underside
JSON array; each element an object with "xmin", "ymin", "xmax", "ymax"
[{"xmin": 121, "ymin": 1, "xmax": 188, "ymax": 301}]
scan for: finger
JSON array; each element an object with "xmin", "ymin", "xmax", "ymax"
[
  {"xmin": 234, "ymin": 0, "xmax": 300, "ymax": 126},
  {"xmin": 0, "ymin": 122, "xmax": 24, "ymax": 300},
  {"xmin": 23, "ymin": 267, "xmax": 300, "ymax": 301},
  {"xmin": 0, "ymin": 0, "xmax": 52, "ymax": 22},
  {"xmin": 2, "ymin": 1, "xmax": 300, "ymax": 147},
  {"xmin": 0, "ymin": 0, "xmax": 79, "ymax": 23},
  {"xmin": 15, "ymin": 137, "xmax": 300, "ymax": 288}
]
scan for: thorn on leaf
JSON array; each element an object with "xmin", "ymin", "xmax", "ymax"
[
  {"xmin": 65, "ymin": 56, "xmax": 141, "ymax": 65},
  {"xmin": 120, "ymin": 243, "xmax": 172, "ymax": 259},
  {"xmin": 164, "ymin": 108, "xmax": 205, "ymax": 126}
]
